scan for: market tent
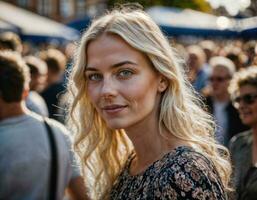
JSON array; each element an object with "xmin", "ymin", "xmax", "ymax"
[
  {"xmin": 146, "ymin": 6, "xmax": 238, "ymax": 38},
  {"xmin": 0, "ymin": 19, "xmax": 19, "ymax": 33},
  {"xmin": 238, "ymin": 16, "xmax": 257, "ymax": 39},
  {"xmin": 66, "ymin": 6, "xmax": 257, "ymax": 39},
  {"xmin": 66, "ymin": 15, "xmax": 91, "ymax": 33},
  {"xmin": 0, "ymin": 1, "xmax": 79, "ymax": 43}
]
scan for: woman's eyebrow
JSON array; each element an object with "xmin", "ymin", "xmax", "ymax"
[
  {"xmin": 85, "ymin": 60, "xmax": 137, "ymax": 71},
  {"xmin": 111, "ymin": 61, "xmax": 137, "ymax": 68}
]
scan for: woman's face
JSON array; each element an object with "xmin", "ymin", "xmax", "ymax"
[
  {"xmin": 85, "ymin": 34, "xmax": 167, "ymax": 130},
  {"xmin": 235, "ymin": 84, "xmax": 257, "ymax": 127}
]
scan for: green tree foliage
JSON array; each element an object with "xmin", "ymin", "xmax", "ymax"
[{"xmin": 107, "ymin": 0, "xmax": 212, "ymax": 13}]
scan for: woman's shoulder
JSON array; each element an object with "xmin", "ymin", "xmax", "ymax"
[
  {"xmin": 153, "ymin": 146, "xmax": 226, "ymax": 199},
  {"xmin": 158, "ymin": 146, "xmax": 217, "ymax": 175}
]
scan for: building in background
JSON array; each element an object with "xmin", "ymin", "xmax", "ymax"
[{"xmin": 2, "ymin": 0, "xmax": 107, "ymax": 22}]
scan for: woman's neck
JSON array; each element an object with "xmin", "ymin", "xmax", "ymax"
[{"xmin": 125, "ymin": 123, "xmax": 186, "ymax": 175}]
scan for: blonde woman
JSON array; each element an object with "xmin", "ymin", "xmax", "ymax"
[{"xmin": 68, "ymin": 6, "xmax": 232, "ymax": 199}]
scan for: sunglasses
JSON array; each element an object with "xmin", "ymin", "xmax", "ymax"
[
  {"xmin": 209, "ymin": 76, "xmax": 231, "ymax": 82},
  {"xmin": 232, "ymin": 93, "xmax": 257, "ymax": 108}
]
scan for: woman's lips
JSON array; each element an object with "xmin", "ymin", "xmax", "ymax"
[{"xmin": 102, "ymin": 105, "xmax": 127, "ymax": 114}]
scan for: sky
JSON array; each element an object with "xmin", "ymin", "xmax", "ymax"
[{"xmin": 206, "ymin": 0, "xmax": 251, "ymax": 16}]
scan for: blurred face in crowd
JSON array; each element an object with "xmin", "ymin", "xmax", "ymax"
[
  {"xmin": 85, "ymin": 34, "xmax": 166, "ymax": 130},
  {"xmin": 30, "ymin": 71, "xmax": 47, "ymax": 92},
  {"xmin": 203, "ymin": 48, "xmax": 212, "ymax": 62},
  {"xmin": 234, "ymin": 84, "xmax": 257, "ymax": 127},
  {"xmin": 46, "ymin": 69, "xmax": 57, "ymax": 85},
  {"xmin": 186, "ymin": 52, "xmax": 203, "ymax": 83},
  {"xmin": 209, "ymin": 65, "xmax": 231, "ymax": 99},
  {"xmin": 188, "ymin": 53, "xmax": 201, "ymax": 71}
]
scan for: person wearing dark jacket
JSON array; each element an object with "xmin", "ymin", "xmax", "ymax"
[{"xmin": 204, "ymin": 56, "xmax": 249, "ymax": 146}]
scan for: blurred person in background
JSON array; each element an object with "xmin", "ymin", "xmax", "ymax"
[
  {"xmin": 186, "ymin": 44, "xmax": 209, "ymax": 93},
  {"xmin": 0, "ymin": 51, "xmax": 88, "ymax": 200},
  {"xmin": 198, "ymin": 40, "xmax": 217, "ymax": 74},
  {"xmin": 226, "ymin": 46, "xmax": 247, "ymax": 71},
  {"xmin": 250, "ymin": 43, "xmax": 257, "ymax": 66},
  {"xmin": 0, "ymin": 32, "xmax": 51, "ymax": 117},
  {"xmin": 0, "ymin": 31, "xmax": 22, "ymax": 53},
  {"xmin": 198, "ymin": 40, "xmax": 217, "ymax": 64},
  {"xmin": 204, "ymin": 56, "xmax": 249, "ymax": 146},
  {"xmin": 24, "ymin": 55, "xmax": 49, "ymax": 117},
  {"xmin": 229, "ymin": 66, "xmax": 257, "ymax": 200},
  {"xmin": 40, "ymin": 48, "xmax": 67, "ymax": 122},
  {"xmin": 243, "ymin": 40, "xmax": 256, "ymax": 66}
]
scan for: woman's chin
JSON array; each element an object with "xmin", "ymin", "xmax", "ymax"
[{"xmin": 105, "ymin": 121, "xmax": 127, "ymax": 130}]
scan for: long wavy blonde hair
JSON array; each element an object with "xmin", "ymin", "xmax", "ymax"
[{"xmin": 67, "ymin": 6, "xmax": 232, "ymax": 199}]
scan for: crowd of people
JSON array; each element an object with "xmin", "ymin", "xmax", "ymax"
[{"xmin": 0, "ymin": 5, "xmax": 257, "ymax": 200}]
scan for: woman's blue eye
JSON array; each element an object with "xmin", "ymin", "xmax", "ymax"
[
  {"xmin": 118, "ymin": 70, "xmax": 133, "ymax": 78},
  {"xmin": 88, "ymin": 74, "xmax": 102, "ymax": 81}
]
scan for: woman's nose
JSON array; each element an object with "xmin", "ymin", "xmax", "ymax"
[{"xmin": 100, "ymin": 77, "xmax": 118, "ymax": 98}]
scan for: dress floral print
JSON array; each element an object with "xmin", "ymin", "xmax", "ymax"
[{"xmin": 110, "ymin": 146, "xmax": 226, "ymax": 200}]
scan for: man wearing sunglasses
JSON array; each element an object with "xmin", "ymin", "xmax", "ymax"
[
  {"xmin": 229, "ymin": 66, "xmax": 257, "ymax": 200},
  {"xmin": 205, "ymin": 56, "xmax": 248, "ymax": 147}
]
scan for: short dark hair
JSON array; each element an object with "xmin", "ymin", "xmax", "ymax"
[{"xmin": 0, "ymin": 51, "xmax": 30, "ymax": 102}]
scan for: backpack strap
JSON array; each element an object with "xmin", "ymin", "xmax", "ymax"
[{"xmin": 44, "ymin": 118, "xmax": 58, "ymax": 200}]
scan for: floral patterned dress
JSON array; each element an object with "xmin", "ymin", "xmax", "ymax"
[{"xmin": 110, "ymin": 146, "xmax": 227, "ymax": 200}]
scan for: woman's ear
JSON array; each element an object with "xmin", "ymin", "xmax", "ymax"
[{"xmin": 158, "ymin": 76, "xmax": 168, "ymax": 92}]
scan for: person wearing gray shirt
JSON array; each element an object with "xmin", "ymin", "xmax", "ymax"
[{"xmin": 0, "ymin": 51, "xmax": 89, "ymax": 200}]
